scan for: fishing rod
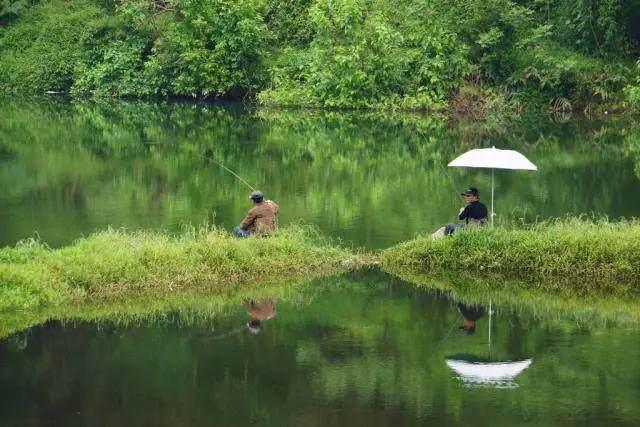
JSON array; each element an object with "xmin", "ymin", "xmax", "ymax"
[{"xmin": 207, "ymin": 157, "xmax": 257, "ymax": 192}]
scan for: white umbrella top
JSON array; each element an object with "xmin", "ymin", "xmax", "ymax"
[{"xmin": 448, "ymin": 147, "xmax": 537, "ymax": 171}]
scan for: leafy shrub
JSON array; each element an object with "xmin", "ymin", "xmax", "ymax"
[
  {"xmin": 153, "ymin": 0, "xmax": 270, "ymax": 97},
  {"xmin": 74, "ymin": 0, "xmax": 271, "ymax": 98},
  {"xmin": 73, "ymin": 35, "xmax": 161, "ymax": 97},
  {"xmin": 0, "ymin": 0, "xmax": 33, "ymax": 25},
  {"xmin": 441, "ymin": 0, "xmax": 534, "ymax": 82},
  {"xmin": 264, "ymin": 0, "xmax": 314, "ymax": 46},
  {"xmin": 509, "ymin": 43, "xmax": 630, "ymax": 106},
  {"xmin": 259, "ymin": 0, "xmax": 468, "ymax": 109},
  {"xmin": 623, "ymin": 61, "xmax": 640, "ymax": 110},
  {"xmin": 0, "ymin": 0, "xmax": 108, "ymax": 94},
  {"xmin": 548, "ymin": 0, "xmax": 635, "ymax": 57}
]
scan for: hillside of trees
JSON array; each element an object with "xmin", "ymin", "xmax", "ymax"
[{"xmin": 2, "ymin": 0, "xmax": 640, "ymax": 114}]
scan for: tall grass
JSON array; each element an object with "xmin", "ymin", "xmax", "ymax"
[
  {"xmin": 382, "ymin": 219, "xmax": 640, "ymax": 285},
  {"xmin": 0, "ymin": 225, "xmax": 359, "ymax": 312}
]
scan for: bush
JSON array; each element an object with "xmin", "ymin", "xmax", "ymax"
[
  {"xmin": 74, "ymin": 0, "xmax": 270, "ymax": 98},
  {"xmin": 73, "ymin": 35, "xmax": 161, "ymax": 97},
  {"xmin": 258, "ymin": 0, "xmax": 468, "ymax": 109},
  {"xmin": 0, "ymin": 0, "xmax": 108, "ymax": 94},
  {"xmin": 264, "ymin": 0, "xmax": 314, "ymax": 46},
  {"xmin": 509, "ymin": 43, "xmax": 630, "ymax": 108},
  {"xmin": 623, "ymin": 61, "xmax": 640, "ymax": 110},
  {"xmin": 0, "ymin": 0, "xmax": 34, "ymax": 25},
  {"xmin": 152, "ymin": 0, "xmax": 270, "ymax": 97}
]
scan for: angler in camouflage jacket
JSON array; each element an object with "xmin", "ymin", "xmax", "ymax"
[{"xmin": 235, "ymin": 191, "xmax": 279, "ymax": 237}]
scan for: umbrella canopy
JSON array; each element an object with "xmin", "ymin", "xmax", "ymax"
[
  {"xmin": 446, "ymin": 358, "xmax": 533, "ymax": 388},
  {"xmin": 448, "ymin": 147, "xmax": 537, "ymax": 226}
]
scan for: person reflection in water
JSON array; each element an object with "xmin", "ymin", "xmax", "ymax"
[
  {"xmin": 244, "ymin": 299, "xmax": 277, "ymax": 335},
  {"xmin": 457, "ymin": 302, "xmax": 485, "ymax": 334}
]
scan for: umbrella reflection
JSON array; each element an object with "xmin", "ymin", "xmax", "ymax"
[
  {"xmin": 446, "ymin": 358, "xmax": 533, "ymax": 388},
  {"xmin": 446, "ymin": 300, "xmax": 533, "ymax": 388}
]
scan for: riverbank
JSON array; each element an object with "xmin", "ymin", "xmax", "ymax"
[
  {"xmin": 0, "ymin": 225, "xmax": 365, "ymax": 312},
  {"xmin": 382, "ymin": 219, "xmax": 640, "ymax": 285},
  {"xmin": 3, "ymin": 220, "xmax": 640, "ymax": 316}
]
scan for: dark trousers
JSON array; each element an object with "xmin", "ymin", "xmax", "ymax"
[
  {"xmin": 444, "ymin": 223, "xmax": 465, "ymax": 236},
  {"xmin": 235, "ymin": 227, "xmax": 252, "ymax": 238}
]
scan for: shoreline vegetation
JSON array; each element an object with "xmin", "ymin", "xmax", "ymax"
[
  {"xmin": 2, "ymin": 220, "xmax": 640, "ymax": 316},
  {"xmin": 382, "ymin": 219, "xmax": 640, "ymax": 285},
  {"xmin": 1, "ymin": 0, "xmax": 640, "ymax": 116},
  {"xmin": 0, "ymin": 225, "xmax": 367, "ymax": 312}
]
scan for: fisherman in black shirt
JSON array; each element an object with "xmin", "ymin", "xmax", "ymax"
[{"xmin": 444, "ymin": 187, "xmax": 488, "ymax": 236}]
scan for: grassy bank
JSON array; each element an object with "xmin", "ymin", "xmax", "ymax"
[
  {"xmin": 0, "ymin": 225, "xmax": 363, "ymax": 312},
  {"xmin": 3, "ymin": 219, "xmax": 640, "ymax": 319},
  {"xmin": 382, "ymin": 219, "xmax": 640, "ymax": 285}
]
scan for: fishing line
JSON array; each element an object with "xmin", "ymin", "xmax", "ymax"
[
  {"xmin": 435, "ymin": 313, "xmax": 463, "ymax": 348},
  {"xmin": 209, "ymin": 158, "xmax": 257, "ymax": 192}
]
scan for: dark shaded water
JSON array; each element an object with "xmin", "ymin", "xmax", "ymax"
[
  {"xmin": 1, "ymin": 99, "xmax": 640, "ymax": 249},
  {"xmin": 1, "ymin": 272, "xmax": 639, "ymax": 426}
]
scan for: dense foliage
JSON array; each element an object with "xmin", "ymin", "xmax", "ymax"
[{"xmin": 1, "ymin": 0, "xmax": 640, "ymax": 110}]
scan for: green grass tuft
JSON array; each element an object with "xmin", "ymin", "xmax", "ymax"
[
  {"xmin": 0, "ymin": 225, "xmax": 356, "ymax": 312},
  {"xmin": 382, "ymin": 219, "xmax": 640, "ymax": 285}
]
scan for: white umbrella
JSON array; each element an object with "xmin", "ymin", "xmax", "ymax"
[{"xmin": 448, "ymin": 147, "xmax": 537, "ymax": 226}]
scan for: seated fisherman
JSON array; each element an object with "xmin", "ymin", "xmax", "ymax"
[
  {"xmin": 235, "ymin": 190, "xmax": 279, "ymax": 237},
  {"xmin": 444, "ymin": 187, "xmax": 488, "ymax": 236}
]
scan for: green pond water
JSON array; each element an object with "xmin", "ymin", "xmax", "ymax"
[
  {"xmin": 1, "ymin": 99, "xmax": 640, "ymax": 249},
  {"xmin": 1, "ymin": 272, "xmax": 640, "ymax": 426},
  {"xmin": 2, "ymin": 99, "xmax": 640, "ymax": 425}
]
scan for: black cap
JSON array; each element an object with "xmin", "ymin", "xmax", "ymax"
[
  {"xmin": 460, "ymin": 187, "xmax": 479, "ymax": 197},
  {"xmin": 247, "ymin": 320, "xmax": 261, "ymax": 335},
  {"xmin": 250, "ymin": 191, "xmax": 264, "ymax": 201}
]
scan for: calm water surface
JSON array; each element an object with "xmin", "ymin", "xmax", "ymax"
[
  {"xmin": 1, "ymin": 99, "xmax": 639, "ymax": 248},
  {"xmin": 1, "ymin": 272, "xmax": 639, "ymax": 426},
  {"xmin": 2, "ymin": 100, "xmax": 640, "ymax": 426}
]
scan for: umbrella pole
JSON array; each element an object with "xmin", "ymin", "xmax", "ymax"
[{"xmin": 491, "ymin": 168, "xmax": 495, "ymax": 227}]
